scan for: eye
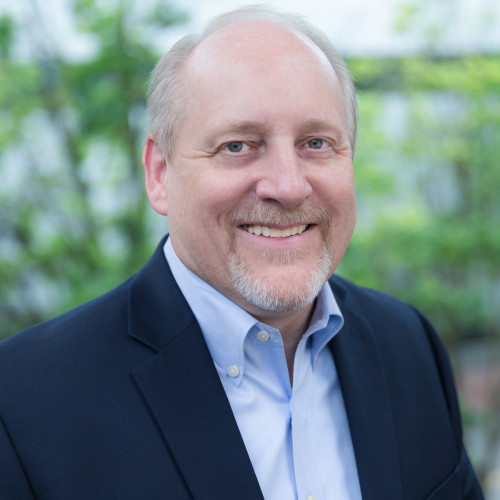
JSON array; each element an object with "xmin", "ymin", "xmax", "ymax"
[
  {"xmin": 225, "ymin": 142, "xmax": 246, "ymax": 153},
  {"xmin": 307, "ymin": 138, "xmax": 324, "ymax": 149}
]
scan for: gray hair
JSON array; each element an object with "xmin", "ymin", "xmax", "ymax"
[{"xmin": 146, "ymin": 5, "xmax": 358, "ymax": 160}]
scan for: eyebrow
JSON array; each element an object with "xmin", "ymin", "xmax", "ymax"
[
  {"xmin": 211, "ymin": 121, "xmax": 268, "ymax": 137},
  {"xmin": 203, "ymin": 121, "xmax": 268, "ymax": 150},
  {"xmin": 295, "ymin": 119, "xmax": 344, "ymax": 136},
  {"xmin": 213, "ymin": 119, "xmax": 340, "ymax": 134}
]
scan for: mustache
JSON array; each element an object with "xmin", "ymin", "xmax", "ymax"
[{"xmin": 228, "ymin": 203, "xmax": 331, "ymax": 226}]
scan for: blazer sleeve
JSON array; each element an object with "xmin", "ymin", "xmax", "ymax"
[
  {"xmin": 415, "ymin": 308, "xmax": 484, "ymax": 500},
  {"xmin": 0, "ymin": 415, "xmax": 35, "ymax": 499}
]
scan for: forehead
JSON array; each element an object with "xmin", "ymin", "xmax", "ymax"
[
  {"xmin": 172, "ymin": 19, "xmax": 348, "ymax": 148},
  {"xmin": 183, "ymin": 20, "xmax": 339, "ymax": 95}
]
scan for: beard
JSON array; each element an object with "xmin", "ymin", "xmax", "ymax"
[{"xmin": 227, "ymin": 203, "xmax": 334, "ymax": 313}]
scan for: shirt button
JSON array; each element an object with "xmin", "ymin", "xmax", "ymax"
[
  {"xmin": 306, "ymin": 496, "xmax": 316, "ymax": 500},
  {"xmin": 228, "ymin": 365, "xmax": 239, "ymax": 377},
  {"xmin": 256, "ymin": 330, "xmax": 270, "ymax": 342}
]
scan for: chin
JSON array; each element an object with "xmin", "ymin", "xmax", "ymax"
[{"xmin": 229, "ymin": 248, "xmax": 333, "ymax": 313}]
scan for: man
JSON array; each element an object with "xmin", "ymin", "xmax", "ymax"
[{"xmin": 0, "ymin": 6, "xmax": 484, "ymax": 500}]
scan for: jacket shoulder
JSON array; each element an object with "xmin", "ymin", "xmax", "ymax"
[
  {"xmin": 0, "ymin": 277, "xmax": 134, "ymax": 371},
  {"xmin": 329, "ymin": 274, "xmax": 418, "ymax": 323},
  {"xmin": 329, "ymin": 274, "xmax": 451, "ymax": 385}
]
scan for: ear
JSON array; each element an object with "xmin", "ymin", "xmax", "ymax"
[{"xmin": 143, "ymin": 137, "xmax": 169, "ymax": 216}]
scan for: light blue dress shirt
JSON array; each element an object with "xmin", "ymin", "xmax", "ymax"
[{"xmin": 164, "ymin": 239, "xmax": 362, "ymax": 500}]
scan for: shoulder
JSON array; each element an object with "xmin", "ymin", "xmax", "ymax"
[
  {"xmin": 329, "ymin": 274, "xmax": 452, "ymax": 381},
  {"xmin": 0, "ymin": 277, "xmax": 134, "ymax": 376},
  {"xmin": 329, "ymin": 273, "xmax": 421, "ymax": 328}
]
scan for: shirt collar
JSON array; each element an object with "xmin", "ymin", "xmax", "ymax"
[{"xmin": 164, "ymin": 238, "xmax": 344, "ymax": 384}]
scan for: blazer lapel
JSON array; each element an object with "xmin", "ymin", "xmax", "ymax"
[
  {"xmin": 128, "ymin": 239, "xmax": 263, "ymax": 500},
  {"xmin": 330, "ymin": 278, "xmax": 404, "ymax": 500}
]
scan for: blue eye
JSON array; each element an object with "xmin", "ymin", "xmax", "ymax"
[
  {"xmin": 307, "ymin": 138, "xmax": 324, "ymax": 149},
  {"xmin": 226, "ymin": 142, "xmax": 244, "ymax": 153}
]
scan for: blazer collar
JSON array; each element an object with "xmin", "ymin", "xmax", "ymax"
[
  {"xmin": 128, "ymin": 236, "xmax": 264, "ymax": 500},
  {"xmin": 329, "ymin": 276, "xmax": 404, "ymax": 500},
  {"xmin": 128, "ymin": 236, "xmax": 195, "ymax": 352}
]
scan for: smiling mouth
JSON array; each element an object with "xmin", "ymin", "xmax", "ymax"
[{"xmin": 240, "ymin": 224, "xmax": 309, "ymax": 238}]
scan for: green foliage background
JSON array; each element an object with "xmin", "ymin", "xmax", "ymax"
[
  {"xmin": 0, "ymin": 0, "xmax": 499, "ymax": 487},
  {"xmin": 339, "ymin": 55, "xmax": 500, "ymax": 345},
  {"xmin": 0, "ymin": 0, "xmax": 185, "ymax": 334},
  {"xmin": 2, "ymin": 2, "xmax": 497, "ymax": 342}
]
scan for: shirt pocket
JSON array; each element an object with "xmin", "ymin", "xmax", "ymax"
[{"xmin": 425, "ymin": 462, "xmax": 460, "ymax": 500}]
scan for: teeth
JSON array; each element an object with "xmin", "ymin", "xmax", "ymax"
[{"xmin": 243, "ymin": 224, "xmax": 308, "ymax": 238}]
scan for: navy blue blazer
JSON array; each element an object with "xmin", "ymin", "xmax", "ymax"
[{"xmin": 0, "ymin": 237, "xmax": 483, "ymax": 499}]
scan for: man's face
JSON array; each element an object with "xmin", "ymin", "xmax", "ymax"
[{"xmin": 148, "ymin": 21, "xmax": 356, "ymax": 323}]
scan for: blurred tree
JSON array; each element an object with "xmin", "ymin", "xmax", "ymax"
[
  {"xmin": 0, "ymin": 0, "xmax": 185, "ymax": 338},
  {"xmin": 341, "ymin": 1, "xmax": 500, "ymax": 483},
  {"xmin": 341, "ymin": 55, "xmax": 500, "ymax": 344}
]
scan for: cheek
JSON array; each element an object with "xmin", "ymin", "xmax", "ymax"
[
  {"xmin": 168, "ymin": 169, "xmax": 208, "ymax": 216},
  {"xmin": 314, "ymin": 173, "xmax": 356, "ymax": 240},
  {"xmin": 199, "ymin": 175, "xmax": 253, "ymax": 221},
  {"xmin": 314, "ymin": 172, "xmax": 355, "ymax": 209},
  {"xmin": 170, "ymin": 177, "xmax": 242, "ymax": 240}
]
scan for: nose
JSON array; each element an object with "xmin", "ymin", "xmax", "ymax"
[{"xmin": 255, "ymin": 145, "xmax": 313, "ymax": 208}]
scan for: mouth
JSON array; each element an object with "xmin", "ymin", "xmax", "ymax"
[{"xmin": 240, "ymin": 224, "xmax": 310, "ymax": 238}]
